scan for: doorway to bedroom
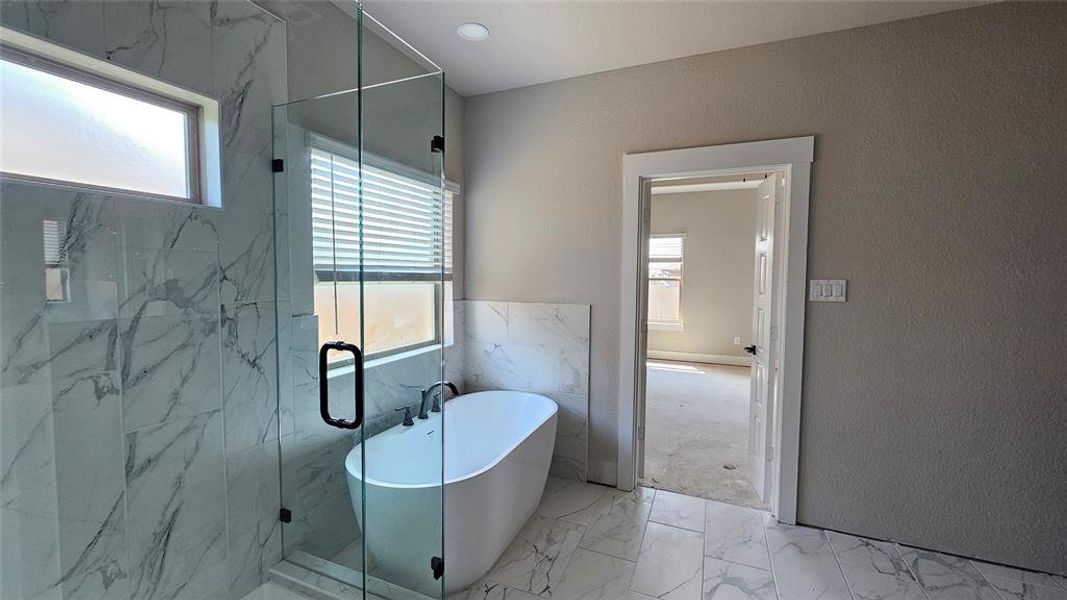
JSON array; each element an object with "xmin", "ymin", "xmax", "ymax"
[{"xmin": 640, "ymin": 173, "xmax": 780, "ymax": 509}]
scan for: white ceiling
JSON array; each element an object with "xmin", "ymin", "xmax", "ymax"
[{"xmin": 361, "ymin": 1, "xmax": 982, "ymax": 96}]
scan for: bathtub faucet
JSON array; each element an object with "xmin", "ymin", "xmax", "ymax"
[{"xmin": 419, "ymin": 381, "xmax": 459, "ymax": 419}]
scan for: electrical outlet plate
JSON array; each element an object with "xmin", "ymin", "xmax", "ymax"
[{"xmin": 809, "ymin": 279, "xmax": 847, "ymax": 302}]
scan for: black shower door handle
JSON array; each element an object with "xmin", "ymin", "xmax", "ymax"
[{"xmin": 319, "ymin": 341, "xmax": 364, "ymax": 429}]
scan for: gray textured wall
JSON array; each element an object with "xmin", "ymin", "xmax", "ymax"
[
  {"xmin": 648, "ymin": 189, "xmax": 758, "ymax": 358},
  {"xmin": 463, "ymin": 3, "xmax": 1067, "ymax": 574}
]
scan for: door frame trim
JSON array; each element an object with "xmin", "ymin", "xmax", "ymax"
[{"xmin": 617, "ymin": 136, "xmax": 813, "ymax": 523}]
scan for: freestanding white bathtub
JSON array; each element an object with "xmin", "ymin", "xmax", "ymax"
[{"xmin": 345, "ymin": 390, "xmax": 558, "ymax": 595}]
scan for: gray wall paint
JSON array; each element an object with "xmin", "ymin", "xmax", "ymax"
[
  {"xmin": 648, "ymin": 189, "xmax": 758, "ymax": 358},
  {"xmin": 463, "ymin": 3, "xmax": 1067, "ymax": 574}
]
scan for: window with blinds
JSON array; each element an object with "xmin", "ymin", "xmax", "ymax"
[
  {"xmin": 648, "ymin": 234, "xmax": 684, "ymax": 327},
  {"xmin": 310, "ymin": 142, "xmax": 453, "ymax": 361},
  {"xmin": 311, "ymin": 147, "xmax": 446, "ymax": 281}
]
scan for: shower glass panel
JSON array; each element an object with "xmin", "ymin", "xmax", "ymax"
[{"xmin": 272, "ymin": 6, "xmax": 446, "ymax": 599}]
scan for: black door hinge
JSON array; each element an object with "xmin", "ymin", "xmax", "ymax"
[
  {"xmin": 272, "ymin": 159, "xmax": 285, "ymax": 173},
  {"xmin": 431, "ymin": 556, "xmax": 444, "ymax": 580},
  {"xmin": 430, "ymin": 135, "xmax": 444, "ymax": 154},
  {"xmin": 279, "ymin": 508, "xmax": 292, "ymax": 523}
]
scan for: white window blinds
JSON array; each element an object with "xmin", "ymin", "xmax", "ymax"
[{"xmin": 311, "ymin": 146, "xmax": 446, "ymax": 281}]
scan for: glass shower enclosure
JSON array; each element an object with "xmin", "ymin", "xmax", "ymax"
[{"xmin": 272, "ymin": 7, "xmax": 447, "ymax": 600}]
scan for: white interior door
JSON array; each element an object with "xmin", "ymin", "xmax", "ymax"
[
  {"xmin": 635, "ymin": 178, "xmax": 653, "ymax": 483},
  {"xmin": 748, "ymin": 174, "xmax": 778, "ymax": 502}
]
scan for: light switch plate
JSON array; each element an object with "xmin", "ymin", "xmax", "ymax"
[{"xmin": 809, "ymin": 279, "xmax": 847, "ymax": 302}]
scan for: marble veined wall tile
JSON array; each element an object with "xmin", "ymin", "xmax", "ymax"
[
  {"xmin": 1, "ymin": 3, "xmax": 287, "ymax": 599},
  {"xmin": 0, "ymin": 190, "xmax": 129, "ymax": 599},
  {"xmin": 114, "ymin": 197, "xmax": 220, "ymax": 254},
  {"xmin": 212, "ymin": 1, "xmax": 286, "ymax": 306},
  {"xmin": 47, "ymin": 320, "xmax": 130, "ymax": 600},
  {"xmin": 0, "ymin": 0, "xmax": 106, "ymax": 56},
  {"xmin": 0, "ymin": 380, "xmax": 62, "ymax": 600},
  {"xmin": 281, "ymin": 314, "xmax": 318, "ymax": 438},
  {"xmin": 507, "ymin": 302, "xmax": 589, "ymax": 353},
  {"xmin": 509, "ymin": 302, "xmax": 590, "ymax": 395},
  {"xmin": 290, "ymin": 315, "xmax": 319, "ymax": 390},
  {"xmin": 103, "ymin": 0, "xmax": 214, "ymax": 95},
  {"xmin": 549, "ymin": 392, "xmax": 589, "ymax": 481},
  {"xmin": 227, "ymin": 442, "xmax": 282, "ymax": 600},
  {"xmin": 52, "ymin": 494, "xmax": 129, "ymax": 600},
  {"xmin": 120, "ymin": 247, "xmax": 220, "ymax": 319},
  {"xmin": 276, "ymin": 301, "xmax": 293, "ymax": 431},
  {"xmin": 445, "ymin": 302, "xmax": 466, "ymax": 387},
  {"xmin": 270, "ymin": 110, "xmax": 290, "ymax": 303},
  {"xmin": 466, "ymin": 301, "xmax": 509, "ymax": 344},
  {"xmin": 119, "ymin": 312, "xmax": 222, "ymax": 432},
  {"xmin": 1, "ymin": 187, "xmax": 120, "ymax": 392},
  {"xmin": 461, "ymin": 300, "xmax": 591, "ymax": 480},
  {"xmin": 280, "ymin": 429, "xmax": 352, "ymax": 516},
  {"xmin": 282, "ymin": 488, "xmax": 360, "ymax": 560},
  {"xmin": 221, "ymin": 301, "xmax": 279, "ymax": 453},
  {"xmin": 363, "ymin": 347, "xmax": 442, "ymax": 423},
  {"xmin": 125, "ymin": 410, "xmax": 228, "ymax": 600},
  {"xmin": 466, "ymin": 341, "xmax": 560, "ymax": 394}
]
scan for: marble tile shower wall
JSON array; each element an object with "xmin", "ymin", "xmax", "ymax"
[
  {"xmin": 0, "ymin": 3, "xmax": 286, "ymax": 600},
  {"xmin": 278, "ymin": 313, "xmax": 457, "ymax": 560},
  {"xmin": 459, "ymin": 300, "xmax": 591, "ymax": 481}
]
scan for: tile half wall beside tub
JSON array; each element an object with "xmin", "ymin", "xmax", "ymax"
[{"xmin": 457, "ymin": 300, "xmax": 591, "ymax": 481}]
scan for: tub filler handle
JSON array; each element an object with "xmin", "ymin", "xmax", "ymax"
[{"xmin": 318, "ymin": 341, "xmax": 364, "ymax": 429}]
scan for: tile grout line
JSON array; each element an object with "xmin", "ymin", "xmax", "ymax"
[
  {"xmin": 967, "ymin": 559, "xmax": 1011, "ymax": 600},
  {"xmin": 892, "ymin": 544, "xmax": 933, "ymax": 600},
  {"xmin": 625, "ymin": 492, "xmax": 655, "ymax": 595},
  {"xmin": 760, "ymin": 513, "xmax": 783, "ymax": 600},
  {"xmin": 825, "ymin": 530, "xmax": 859, "ymax": 600}
]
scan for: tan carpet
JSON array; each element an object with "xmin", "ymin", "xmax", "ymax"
[{"xmin": 642, "ymin": 360, "xmax": 767, "ymax": 509}]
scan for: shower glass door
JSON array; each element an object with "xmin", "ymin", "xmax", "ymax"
[{"xmin": 272, "ymin": 8, "xmax": 446, "ymax": 599}]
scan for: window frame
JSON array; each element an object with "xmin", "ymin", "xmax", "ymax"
[
  {"xmin": 309, "ymin": 134, "xmax": 455, "ymax": 366},
  {"xmin": 0, "ymin": 41, "xmax": 205, "ymax": 204},
  {"xmin": 647, "ymin": 233, "xmax": 685, "ymax": 331}
]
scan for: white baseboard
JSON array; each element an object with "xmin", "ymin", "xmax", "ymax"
[{"xmin": 646, "ymin": 350, "xmax": 751, "ymax": 367}]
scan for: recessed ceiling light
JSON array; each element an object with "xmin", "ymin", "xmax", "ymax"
[{"xmin": 457, "ymin": 22, "xmax": 489, "ymax": 42}]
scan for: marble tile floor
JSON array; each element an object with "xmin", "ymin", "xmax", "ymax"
[
  {"xmin": 643, "ymin": 360, "xmax": 766, "ymax": 509},
  {"xmin": 451, "ymin": 477, "xmax": 1067, "ymax": 600}
]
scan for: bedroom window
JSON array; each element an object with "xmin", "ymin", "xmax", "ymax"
[{"xmin": 648, "ymin": 234, "xmax": 684, "ymax": 330}]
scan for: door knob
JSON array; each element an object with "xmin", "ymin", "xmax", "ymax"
[{"xmin": 743, "ymin": 344, "xmax": 757, "ymax": 355}]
